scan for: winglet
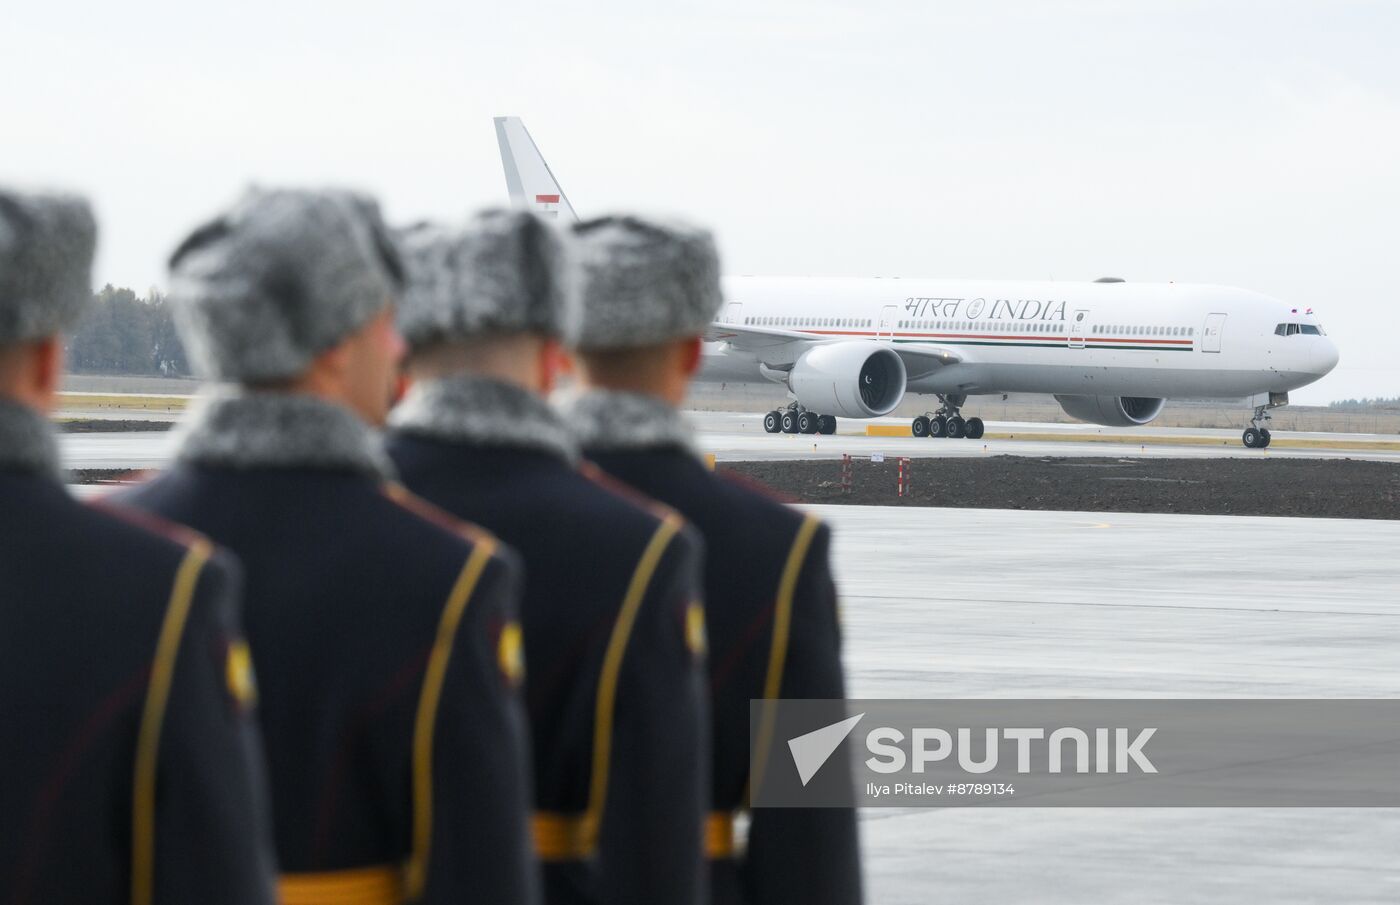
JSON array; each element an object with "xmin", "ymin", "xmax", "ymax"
[{"xmin": 493, "ymin": 116, "xmax": 579, "ymax": 222}]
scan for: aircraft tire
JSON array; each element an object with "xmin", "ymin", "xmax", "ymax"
[
  {"xmin": 965, "ymin": 417, "xmax": 985, "ymax": 440},
  {"xmin": 819, "ymin": 415, "xmax": 837, "ymax": 435},
  {"xmin": 781, "ymin": 411, "xmax": 799, "ymax": 434},
  {"xmin": 798, "ymin": 411, "xmax": 819, "ymax": 434},
  {"xmin": 946, "ymin": 416, "xmax": 966, "ymax": 439},
  {"xmin": 1242, "ymin": 427, "xmax": 1261, "ymax": 448},
  {"xmin": 912, "ymin": 416, "xmax": 930, "ymax": 437},
  {"xmin": 928, "ymin": 416, "xmax": 948, "ymax": 438},
  {"xmin": 1260, "ymin": 429, "xmax": 1272, "ymax": 448},
  {"xmin": 763, "ymin": 411, "xmax": 781, "ymax": 433}
]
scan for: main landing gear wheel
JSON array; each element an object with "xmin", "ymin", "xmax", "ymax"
[
  {"xmin": 920, "ymin": 394, "xmax": 979, "ymax": 440},
  {"xmin": 773, "ymin": 406, "xmax": 836, "ymax": 436}
]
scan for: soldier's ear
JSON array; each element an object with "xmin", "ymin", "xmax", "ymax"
[
  {"xmin": 679, "ymin": 335, "xmax": 704, "ymax": 378},
  {"xmin": 540, "ymin": 338, "xmax": 570, "ymax": 393},
  {"xmin": 34, "ymin": 335, "xmax": 63, "ymax": 403},
  {"xmin": 308, "ymin": 333, "xmax": 355, "ymax": 388}
]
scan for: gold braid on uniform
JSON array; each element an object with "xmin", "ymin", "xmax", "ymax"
[
  {"xmin": 744, "ymin": 513, "xmax": 822, "ymax": 811},
  {"xmin": 131, "ymin": 541, "xmax": 213, "ymax": 905},
  {"xmin": 532, "ymin": 514, "xmax": 684, "ymax": 861},
  {"xmin": 276, "ymin": 537, "xmax": 498, "ymax": 905}
]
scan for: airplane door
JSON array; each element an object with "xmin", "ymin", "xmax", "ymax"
[
  {"xmin": 877, "ymin": 305, "xmax": 899, "ymax": 342},
  {"xmin": 722, "ymin": 302, "xmax": 744, "ymax": 325},
  {"xmin": 1068, "ymin": 309, "xmax": 1089, "ymax": 348},
  {"xmin": 1202, "ymin": 313, "xmax": 1226, "ymax": 353}
]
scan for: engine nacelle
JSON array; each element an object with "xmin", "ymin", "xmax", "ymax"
[
  {"xmin": 1054, "ymin": 395, "xmax": 1166, "ymax": 427},
  {"xmin": 788, "ymin": 342, "xmax": 907, "ymax": 418}
]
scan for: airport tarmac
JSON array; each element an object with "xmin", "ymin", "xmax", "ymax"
[
  {"xmin": 55, "ymin": 410, "xmax": 1400, "ymax": 472},
  {"xmin": 817, "ymin": 504, "xmax": 1400, "ymax": 904}
]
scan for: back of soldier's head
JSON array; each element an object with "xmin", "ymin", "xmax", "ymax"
[
  {"xmin": 564, "ymin": 214, "xmax": 722, "ymax": 398},
  {"xmin": 394, "ymin": 208, "xmax": 572, "ymax": 384},
  {"xmin": 568, "ymin": 213, "xmax": 722, "ymax": 350},
  {"xmin": 0, "ymin": 188, "xmax": 96, "ymax": 411},
  {"xmin": 167, "ymin": 187, "xmax": 404, "ymax": 382}
]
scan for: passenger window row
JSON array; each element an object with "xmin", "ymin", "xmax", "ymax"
[
  {"xmin": 1089, "ymin": 325, "xmax": 1193, "ymax": 337},
  {"xmin": 746, "ymin": 316, "xmax": 873, "ymax": 328},
  {"xmin": 888, "ymin": 322, "xmax": 1195, "ymax": 337},
  {"xmin": 896, "ymin": 321, "xmax": 1058, "ymax": 332}
]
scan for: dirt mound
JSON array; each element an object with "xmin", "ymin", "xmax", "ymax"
[{"xmin": 722, "ymin": 456, "xmax": 1400, "ymax": 520}]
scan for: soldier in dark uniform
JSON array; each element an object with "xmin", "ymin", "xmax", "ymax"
[
  {"xmin": 115, "ymin": 189, "xmax": 539, "ymax": 905},
  {"xmin": 385, "ymin": 210, "xmax": 708, "ymax": 905},
  {"xmin": 0, "ymin": 188, "xmax": 278, "ymax": 905},
  {"xmin": 556, "ymin": 215, "xmax": 863, "ymax": 905}
]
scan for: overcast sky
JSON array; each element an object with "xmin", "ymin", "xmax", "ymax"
[{"xmin": 5, "ymin": 0, "xmax": 1396, "ymax": 403}]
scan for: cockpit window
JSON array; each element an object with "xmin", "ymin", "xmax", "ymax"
[{"xmin": 1276, "ymin": 322, "xmax": 1326, "ymax": 337}]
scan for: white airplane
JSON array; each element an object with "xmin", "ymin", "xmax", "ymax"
[{"xmin": 494, "ymin": 116, "xmax": 1340, "ymax": 448}]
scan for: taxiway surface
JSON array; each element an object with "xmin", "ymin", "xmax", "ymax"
[{"xmin": 819, "ymin": 504, "xmax": 1400, "ymax": 904}]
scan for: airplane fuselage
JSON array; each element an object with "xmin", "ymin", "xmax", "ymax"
[{"xmin": 702, "ymin": 276, "xmax": 1339, "ymax": 403}]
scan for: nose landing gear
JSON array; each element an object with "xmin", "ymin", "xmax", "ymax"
[{"xmin": 1241, "ymin": 395, "xmax": 1287, "ymax": 448}]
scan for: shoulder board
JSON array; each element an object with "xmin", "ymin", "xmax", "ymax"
[
  {"xmin": 87, "ymin": 497, "xmax": 212, "ymax": 552},
  {"xmin": 380, "ymin": 481, "xmax": 498, "ymax": 548},
  {"xmin": 577, "ymin": 460, "xmax": 685, "ymax": 526}
]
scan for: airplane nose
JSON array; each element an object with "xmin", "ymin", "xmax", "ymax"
[{"xmin": 1311, "ymin": 340, "xmax": 1340, "ymax": 376}]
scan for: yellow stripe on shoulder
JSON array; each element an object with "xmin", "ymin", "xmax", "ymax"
[
  {"xmin": 132, "ymin": 540, "xmax": 213, "ymax": 905},
  {"xmin": 380, "ymin": 481, "xmax": 498, "ymax": 547}
]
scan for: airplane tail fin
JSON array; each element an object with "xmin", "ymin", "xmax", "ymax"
[{"xmin": 493, "ymin": 116, "xmax": 579, "ymax": 222}]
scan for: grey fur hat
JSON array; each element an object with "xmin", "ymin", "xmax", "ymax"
[
  {"xmin": 395, "ymin": 208, "xmax": 573, "ymax": 348},
  {"xmin": 569, "ymin": 214, "xmax": 723, "ymax": 351},
  {"xmin": 0, "ymin": 189, "xmax": 96, "ymax": 344},
  {"xmin": 168, "ymin": 187, "xmax": 405, "ymax": 382}
]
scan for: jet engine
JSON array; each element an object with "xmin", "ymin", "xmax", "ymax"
[
  {"xmin": 788, "ymin": 342, "xmax": 907, "ymax": 418},
  {"xmin": 1053, "ymin": 395, "xmax": 1166, "ymax": 427}
]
